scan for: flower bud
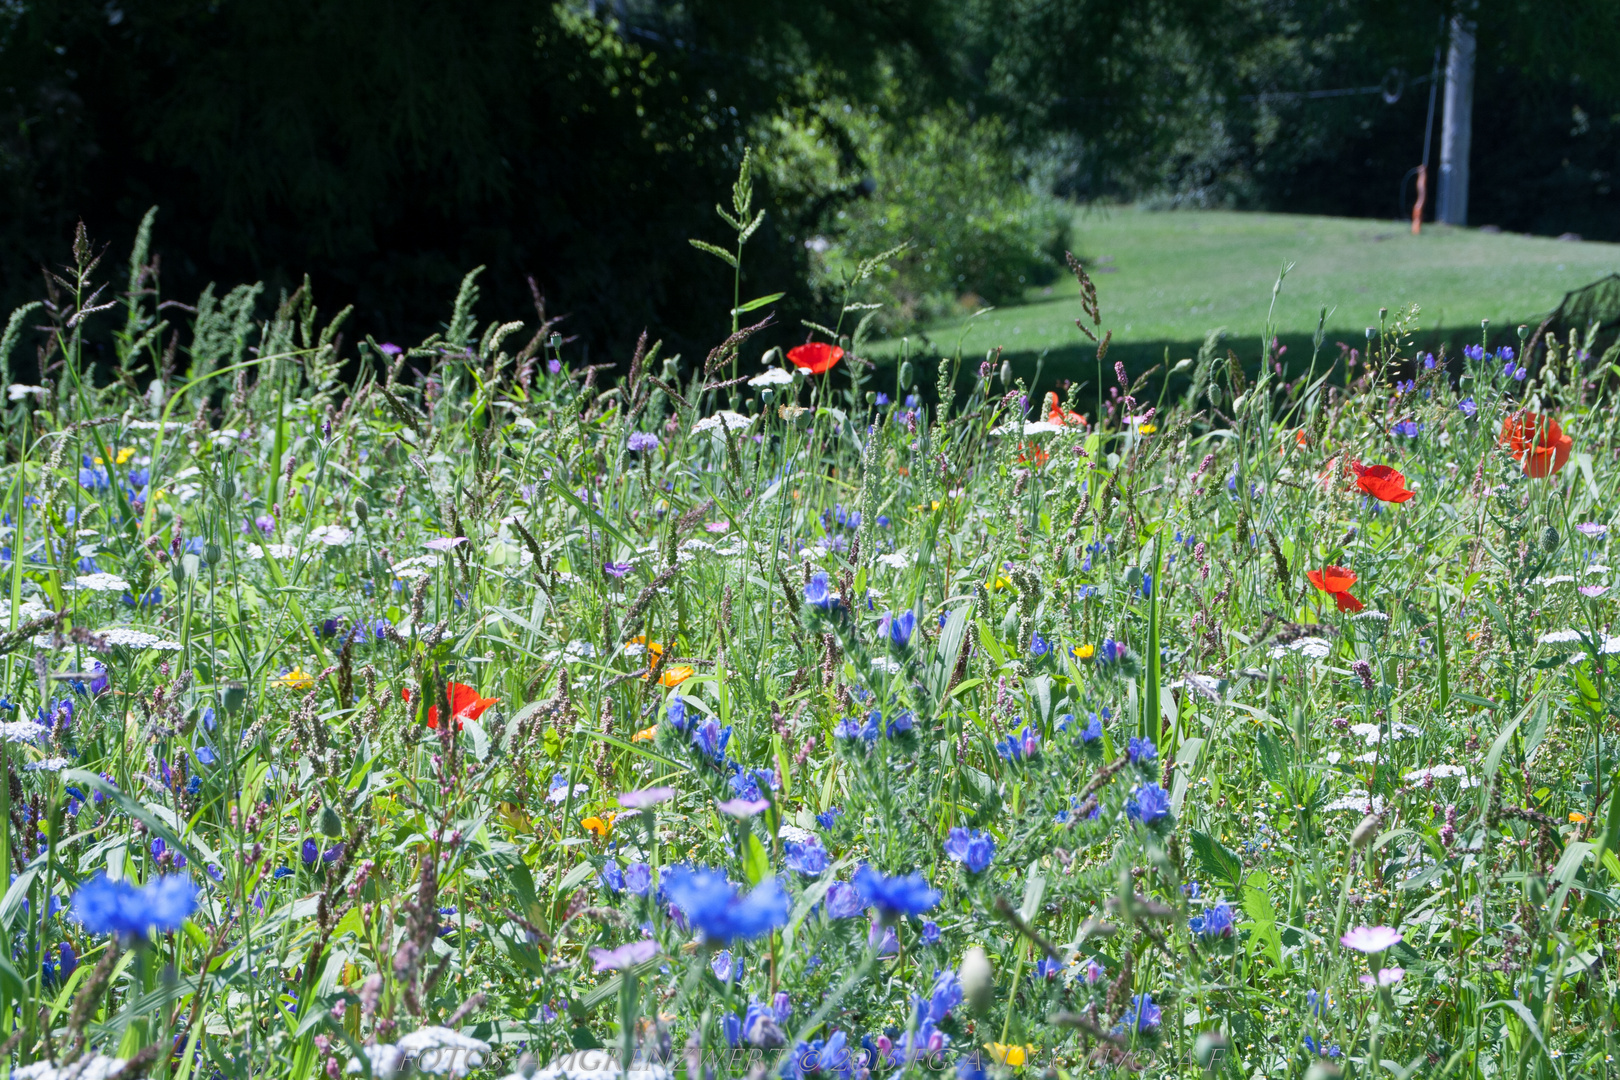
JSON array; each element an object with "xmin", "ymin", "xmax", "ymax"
[
  {"xmin": 959, "ymin": 946, "xmax": 994, "ymax": 1014},
  {"xmin": 1351, "ymin": 814, "xmax": 1380, "ymax": 849},
  {"xmin": 898, "ymin": 360, "xmax": 914, "ymax": 389}
]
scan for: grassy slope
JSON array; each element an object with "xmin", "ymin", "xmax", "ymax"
[{"xmin": 885, "ymin": 208, "xmax": 1620, "ymax": 386}]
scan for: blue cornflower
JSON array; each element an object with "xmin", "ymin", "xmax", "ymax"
[
  {"xmin": 1304, "ymin": 1035, "xmax": 1342, "ymax": 1058},
  {"xmin": 72, "ymin": 873, "xmax": 197, "ymax": 939},
  {"xmin": 1034, "ymin": 957, "xmax": 1062, "ymax": 979},
  {"xmin": 884, "ymin": 609, "xmax": 916, "ymax": 650},
  {"xmin": 661, "ymin": 866, "xmax": 789, "ymax": 944},
  {"xmin": 666, "ymin": 695, "xmax": 691, "ymax": 735},
  {"xmin": 710, "ymin": 950, "xmax": 743, "ymax": 982},
  {"xmin": 1126, "ymin": 784, "xmax": 1172, "ymax": 825},
  {"xmin": 784, "ymin": 836, "xmax": 830, "ymax": 876},
  {"xmin": 1075, "ymin": 584, "xmax": 1099, "ymax": 600},
  {"xmin": 804, "ymin": 574, "xmax": 838, "ymax": 611},
  {"xmin": 1187, "ymin": 901, "xmax": 1234, "ymax": 938},
  {"xmin": 815, "ymin": 807, "xmax": 843, "ymax": 830},
  {"xmin": 925, "ymin": 969, "xmax": 963, "ymax": 1022},
  {"xmin": 875, "ymin": 393, "xmax": 891, "ymax": 406},
  {"xmin": 943, "ymin": 827, "xmax": 995, "ymax": 874},
  {"xmin": 886, "ymin": 710, "xmax": 914, "ymax": 737},
  {"xmin": 1139, "ymin": 572, "xmax": 1153, "ymax": 600},
  {"xmin": 41, "ymin": 942, "xmax": 77, "ymax": 987},
  {"xmin": 853, "ymin": 865, "xmax": 939, "ymax": 920},
  {"xmin": 1080, "ymin": 714, "xmax": 1104, "ymax": 742},
  {"xmin": 1458, "ymin": 397, "xmax": 1478, "ymax": 418},
  {"xmin": 1128, "ymin": 737, "xmax": 1157, "ymax": 764}
]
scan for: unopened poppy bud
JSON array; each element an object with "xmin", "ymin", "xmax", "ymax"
[
  {"xmin": 353, "ymin": 497, "xmax": 368, "ymax": 525},
  {"xmin": 1351, "ymin": 814, "xmax": 1380, "ymax": 848},
  {"xmin": 898, "ymin": 360, "xmax": 914, "ymax": 389},
  {"xmin": 1541, "ymin": 526, "xmax": 1559, "ymax": 551},
  {"xmin": 999, "ymin": 361, "xmax": 1014, "ymax": 387},
  {"xmin": 959, "ymin": 946, "xmax": 994, "ymax": 1014}
]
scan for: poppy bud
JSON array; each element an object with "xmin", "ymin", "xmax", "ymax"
[
  {"xmin": 1351, "ymin": 814, "xmax": 1380, "ymax": 848},
  {"xmin": 959, "ymin": 946, "xmax": 994, "ymax": 1014},
  {"xmin": 320, "ymin": 807, "xmax": 344, "ymax": 838},
  {"xmin": 1541, "ymin": 526, "xmax": 1559, "ymax": 551},
  {"xmin": 1207, "ymin": 384, "xmax": 1222, "ymax": 408},
  {"xmin": 354, "ymin": 497, "xmax": 368, "ymax": 525},
  {"xmin": 204, "ymin": 543, "xmax": 221, "ymax": 565},
  {"xmin": 999, "ymin": 361, "xmax": 1014, "ymax": 387},
  {"xmin": 761, "ymin": 347, "xmax": 783, "ymax": 367},
  {"xmin": 898, "ymin": 360, "xmax": 914, "ymax": 389}
]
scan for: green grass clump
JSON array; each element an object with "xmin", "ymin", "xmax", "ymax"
[{"xmin": 2, "ymin": 191, "xmax": 1620, "ymax": 1080}]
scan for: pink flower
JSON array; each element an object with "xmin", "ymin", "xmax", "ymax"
[
  {"xmin": 716, "ymin": 798, "xmax": 770, "ymax": 818},
  {"xmin": 1579, "ymin": 584, "xmax": 1608, "ymax": 598},
  {"xmin": 1339, "ymin": 925, "xmax": 1402, "ymax": 953},
  {"xmin": 589, "ymin": 939, "xmax": 661, "ymax": 972},
  {"xmin": 705, "ymin": 521, "xmax": 731, "ymax": 534},
  {"xmin": 1358, "ymin": 967, "xmax": 1405, "ymax": 987},
  {"xmin": 618, "ymin": 786, "xmax": 676, "ymax": 809},
  {"xmin": 424, "ymin": 536, "xmax": 468, "ymax": 551}
]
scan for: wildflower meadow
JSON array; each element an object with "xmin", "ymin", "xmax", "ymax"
[{"xmin": 3, "ymin": 166, "xmax": 1620, "ymax": 1080}]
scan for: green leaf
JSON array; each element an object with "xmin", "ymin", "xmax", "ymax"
[
  {"xmin": 688, "ymin": 239, "xmax": 737, "ymax": 268},
  {"xmin": 732, "ymin": 292, "xmax": 785, "ymax": 315},
  {"xmin": 1255, "ymin": 728, "xmax": 1288, "ymax": 788},
  {"xmin": 1189, "ymin": 829, "xmax": 1244, "ymax": 889},
  {"xmin": 1239, "ymin": 872, "xmax": 1283, "ymax": 967},
  {"xmin": 1479, "ymin": 713, "xmax": 1522, "ymax": 815},
  {"xmin": 558, "ymin": 861, "xmax": 598, "ymax": 893},
  {"xmin": 1020, "ymin": 858, "xmax": 1047, "ymax": 924},
  {"xmin": 931, "ymin": 606, "xmax": 972, "ymax": 700},
  {"xmin": 742, "ymin": 834, "xmax": 770, "ymax": 885}
]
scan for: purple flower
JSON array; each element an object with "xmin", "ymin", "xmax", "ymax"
[
  {"xmin": 716, "ymin": 798, "xmax": 770, "ymax": 818},
  {"xmin": 1034, "ymin": 957, "xmax": 1062, "ymax": 979},
  {"xmin": 1126, "ymin": 783, "xmax": 1172, "ymax": 825},
  {"xmin": 1339, "ymin": 925, "xmax": 1402, "ymax": 953},
  {"xmin": 1128, "ymin": 737, "xmax": 1157, "ymax": 764},
  {"xmin": 547, "ymin": 358, "xmax": 562, "ymax": 375},
  {"xmin": 691, "ymin": 718, "xmax": 732, "ymax": 762},
  {"xmin": 785, "ymin": 836, "xmax": 830, "ymax": 875},
  {"xmin": 1391, "ymin": 420, "xmax": 1421, "ymax": 438},
  {"xmin": 882, "ymin": 609, "xmax": 916, "ymax": 650},
  {"xmin": 943, "ymin": 827, "xmax": 995, "ymax": 874},
  {"xmin": 603, "ymin": 561, "xmax": 634, "ymax": 578},
  {"xmin": 1580, "ymin": 584, "xmax": 1608, "ymax": 598},
  {"xmin": 1458, "ymin": 397, "xmax": 1478, "ymax": 418},
  {"xmin": 627, "ymin": 432, "xmax": 660, "ymax": 452},
  {"xmin": 424, "ymin": 536, "xmax": 467, "ymax": 552},
  {"xmin": 1576, "ymin": 522, "xmax": 1608, "ymax": 540},
  {"xmin": 624, "ymin": 863, "xmax": 653, "ymax": 896},
  {"xmin": 378, "ymin": 343, "xmax": 403, "ymax": 357},
  {"xmin": 618, "ymin": 786, "xmax": 675, "ymax": 809},
  {"xmin": 1117, "ymin": 993, "xmax": 1161, "ymax": 1033},
  {"xmin": 824, "ymin": 881, "xmax": 864, "ymax": 921},
  {"xmin": 1188, "ymin": 901, "xmax": 1234, "ymax": 938},
  {"xmin": 589, "ymin": 939, "xmax": 660, "ymax": 972},
  {"xmin": 853, "ymin": 865, "xmax": 940, "ymax": 919},
  {"xmin": 601, "ymin": 863, "xmax": 627, "ymax": 892},
  {"xmin": 711, "ymin": 950, "xmax": 743, "ymax": 982},
  {"xmin": 815, "ymin": 807, "xmax": 843, "ymax": 830},
  {"xmin": 301, "ymin": 838, "xmax": 319, "ymax": 867},
  {"xmin": 919, "ymin": 920, "xmax": 941, "ymax": 944},
  {"xmin": 662, "ymin": 866, "xmax": 790, "ymax": 944},
  {"xmin": 72, "ymin": 874, "xmax": 197, "ymax": 938},
  {"xmin": 804, "ymin": 574, "xmax": 838, "ymax": 611},
  {"xmin": 1358, "ymin": 967, "xmax": 1405, "ymax": 987}
]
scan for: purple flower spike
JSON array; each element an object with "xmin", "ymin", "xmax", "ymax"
[{"xmin": 618, "ymin": 786, "xmax": 675, "ymax": 809}]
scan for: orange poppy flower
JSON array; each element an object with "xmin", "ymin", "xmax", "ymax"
[
  {"xmin": 632, "ymin": 725, "xmax": 657, "ymax": 742},
  {"xmin": 581, "ymin": 814, "xmax": 615, "ymax": 837},
  {"xmin": 401, "ymin": 682, "xmax": 500, "ymax": 731},
  {"xmin": 787, "ymin": 343, "xmax": 844, "ymax": 375},
  {"xmin": 1306, "ymin": 565, "xmax": 1365, "ymax": 612},
  {"xmin": 1351, "ymin": 461, "xmax": 1414, "ymax": 503},
  {"xmin": 659, "ymin": 664, "xmax": 695, "ymax": 688},
  {"xmin": 1043, "ymin": 392, "xmax": 1087, "ymax": 428},
  {"xmin": 1016, "ymin": 443, "xmax": 1050, "ymax": 467},
  {"xmin": 1499, "ymin": 412, "xmax": 1572, "ymax": 478}
]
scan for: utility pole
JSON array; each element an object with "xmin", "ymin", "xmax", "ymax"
[{"xmin": 1437, "ymin": 13, "xmax": 1475, "ymax": 226}]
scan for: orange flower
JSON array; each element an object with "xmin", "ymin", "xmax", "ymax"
[
  {"xmin": 787, "ymin": 342, "xmax": 844, "ymax": 375},
  {"xmin": 1499, "ymin": 412, "xmax": 1572, "ymax": 478},
  {"xmin": 401, "ymin": 682, "xmax": 500, "ymax": 731},
  {"xmin": 1351, "ymin": 461, "xmax": 1414, "ymax": 503},
  {"xmin": 1043, "ymin": 391, "xmax": 1087, "ymax": 428},
  {"xmin": 660, "ymin": 664, "xmax": 695, "ymax": 687},
  {"xmin": 632, "ymin": 725, "xmax": 658, "ymax": 742},
  {"xmin": 581, "ymin": 814, "xmax": 615, "ymax": 838},
  {"xmin": 1306, "ymin": 565, "xmax": 1365, "ymax": 612},
  {"xmin": 1016, "ymin": 443, "xmax": 1050, "ymax": 467}
]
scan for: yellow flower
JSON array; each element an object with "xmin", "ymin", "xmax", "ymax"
[
  {"xmin": 986, "ymin": 1044, "xmax": 1033, "ymax": 1067},
  {"xmin": 1138, "ymin": 422, "xmax": 1157, "ymax": 435},
  {"xmin": 115, "ymin": 447, "xmax": 135, "ymax": 465},
  {"xmin": 660, "ymin": 665, "xmax": 695, "ymax": 688},
  {"xmin": 581, "ymin": 814, "xmax": 616, "ymax": 838},
  {"xmin": 274, "ymin": 668, "xmax": 315, "ymax": 690},
  {"xmin": 1570, "ymin": 811, "xmax": 1588, "ymax": 823},
  {"xmin": 632, "ymin": 725, "xmax": 658, "ymax": 742},
  {"xmin": 1071, "ymin": 643, "xmax": 1095, "ymax": 660},
  {"xmin": 990, "ymin": 575, "xmax": 1013, "ymax": 590}
]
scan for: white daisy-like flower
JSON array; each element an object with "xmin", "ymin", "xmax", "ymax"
[
  {"xmin": 747, "ymin": 367, "xmax": 795, "ymax": 387},
  {"xmin": 25, "ymin": 758, "xmax": 70, "ymax": 772},
  {"xmin": 307, "ymin": 524, "xmax": 352, "ymax": 546},
  {"xmin": 246, "ymin": 543, "xmax": 297, "ymax": 560},
  {"xmin": 73, "ymin": 572, "xmax": 131, "ymax": 593},
  {"xmin": 1323, "ymin": 792, "xmax": 1386, "ymax": 813},
  {"xmin": 0, "ymin": 721, "xmax": 42, "ymax": 744},
  {"xmin": 1325, "ymin": 751, "xmax": 1343, "ymax": 764},
  {"xmin": 691, "ymin": 411, "xmax": 751, "ymax": 435}
]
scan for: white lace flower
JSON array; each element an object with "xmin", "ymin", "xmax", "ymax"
[
  {"xmin": 0, "ymin": 721, "xmax": 42, "ymax": 744},
  {"xmin": 391, "ymin": 554, "xmax": 442, "ymax": 578},
  {"xmin": 876, "ymin": 551, "xmax": 911, "ymax": 570},
  {"xmin": 1323, "ymin": 792, "xmax": 1386, "ymax": 813},
  {"xmin": 747, "ymin": 367, "xmax": 795, "ymax": 387},
  {"xmin": 101, "ymin": 628, "xmax": 181, "ymax": 650},
  {"xmin": 1269, "ymin": 636, "xmax": 1331, "ymax": 660},
  {"xmin": 395, "ymin": 1026, "xmax": 491, "ymax": 1076},
  {"xmin": 246, "ymin": 543, "xmax": 297, "ymax": 560},
  {"xmin": 26, "ymin": 757, "xmax": 69, "ymax": 772},
  {"xmin": 778, "ymin": 824, "xmax": 815, "ymax": 844},
  {"xmin": 1535, "ymin": 574, "xmax": 1576, "ymax": 585},
  {"xmin": 870, "ymin": 657, "xmax": 903, "ymax": 675},
  {"xmin": 307, "ymin": 524, "xmax": 353, "ymax": 546},
  {"xmin": 14, "ymin": 1055, "xmax": 134, "ymax": 1080},
  {"xmin": 691, "ymin": 411, "xmax": 751, "ymax": 434},
  {"xmin": 1539, "ymin": 629, "xmax": 1583, "ymax": 644},
  {"xmin": 6, "ymin": 385, "xmax": 47, "ymax": 402},
  {"xmin": 530, "ymin": 1052, "xmax": 673, "ymax": 1080},
  {"xmin": 1405, "ymin": 764, "xmax": 1476, "ymax": 787},
  {"xmin": 73, "ymin": 572, "xmax": 131, "ymax": 593}
]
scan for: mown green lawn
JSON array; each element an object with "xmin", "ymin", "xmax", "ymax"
[{"xmin": 885, "ymin": 208, "xmax": 1620, "ymax": 384}]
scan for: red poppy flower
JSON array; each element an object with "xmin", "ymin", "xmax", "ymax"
[
  {"xmin": 1017, "ymin": 443, "xmax": 1050, "ymax": 467},
  {"xmin": 1043, "ymin": 392, "xmax": 1086, "ymax": 428},
  {"xmin": 402, "ymin": 682, "xmax": 500, "ymax": 731},
  {"xmin": 787, "ymin": 342, "xmax": 844, "ymax": 375},
  {"xmin": 1351, "ymin": 460, "xmax": 1414, "ymax": 503},
  {"xmin": 1307, "ymin": 565, "xmax": 1364, "ymax": 612},
  {"xmin": 1499, "ymin": 412, "xmax": 1572, "ymax": 478}
]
